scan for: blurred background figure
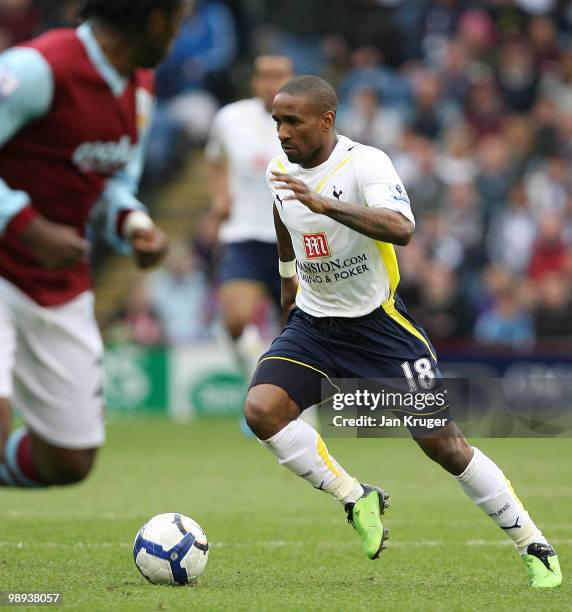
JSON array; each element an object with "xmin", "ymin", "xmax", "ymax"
[
  {"xmin": 147, "ymin": 242, "xmax": 212, "ymax": 344},
  {"xmin": 205, "ymin": 54, "xmax": 293, "ymax": 374}
]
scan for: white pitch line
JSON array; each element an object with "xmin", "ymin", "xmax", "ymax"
[{"xmin": 1, "ymin": 539, "xmax": 571, "ymax": 550}]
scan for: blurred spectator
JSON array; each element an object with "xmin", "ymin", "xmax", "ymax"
[
  {"xmin": 465, "ymin": 71, "xmax": 506, "ymax": 138},
  {"xmin": 443, "ymin": 182, "xmax": 486, "ymax": 270},
  {"xmin": 263, "ymin": 0, "xmax": 330, "ymax": 74},
  {"xmin": 475, "ymin": 135, "xmax": 518, "ymax": 218},
  {"xmin": 456, "ymin": 8, "xmax": 496, "ymax": 64},
  {"xmin": 474, "ymin": 282, "xmax": 534, "ymax": 349},
  {"xmin": 496, "ymin": 40, "xmax": 539, "ymax": 112},
  {"xmin": 408, "ymin": 69, "xmax": 460, "ymax": 140},
  {"xmin": 540, "ymin": 46, "xmax": 572, "ymax": 112},
  {"xmin": 417, "ymin": 210, "xmax": 464, "ymax": 270},
  {"xmin": 337, "ymin": 46, "xmax": 411, "ymax": 114},
  {"xmin": 531, "ymin": 96, "xmax": 560, "ymax": 157},
  {"xmin": 155, "ymin": 0, "xmax": 237, "ymax": 103},
  {"xmin": 440, "ymin": 39, "xmax": 472, "ymax": 104},
  {"xmin": 528, "ymin": 212, "xmax": 569, "ymax": 281},
  {"xmin": 413, "ymin": 261, "xmax": 473, "ymax": 340},
  {"xmin": 487, "ymin": 182, "xmax": 536, "ymax": 275},
  {"xmin": 528, "ymin": 16, "xmax": 560, "ymax": 68},
  {"xmin": 533, "ymin": 273, "xmax": 572, "ymax": 337},
  {"xmin": 109, "ymin": 280, "xmax": 163, "ymax": 346},
  {"xmin": 419, "ymin": 0, "xmax": 464, "ymax": 65},
  {"xmin": 406, "ymin": 138, "xmax": 446, "ymax": 215},
  {"xmin": 526, "ymin": 152, "xmax": 570, "ymax": 216},
  {"xmin": 327, "ymin": 0, "xmax": 403, "ymax": 67},
  {"xmin": 337, "ymin": 87, "xmax": 403, "ymax": 154},
  {"xmin": 147, "ymin": 244, "xmax": 212, "ymax": 344},
  {"xmin": 437, "ymin": 121, "xmax": 478, "ymax": 186}
]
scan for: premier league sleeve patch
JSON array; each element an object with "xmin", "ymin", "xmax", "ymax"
[
  {"xmin": 388, "ymin": 183, "xmax": 410, "ymax": 205},
  {"xmin": 0, "ymin": 67, "xmax": 20, "ymax": 101}
]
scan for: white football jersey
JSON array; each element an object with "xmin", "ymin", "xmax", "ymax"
[
  {"xmin": 205, "ymin": 98, "xmax": 282, "ymax": 243},
  {"xmin": 266, "ymin": 135, "xmax": 415, "ymax": 318}
]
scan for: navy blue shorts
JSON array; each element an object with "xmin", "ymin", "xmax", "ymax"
[
  {"xmin": 218, "ymin": 241, "xmax": 281, "ymax": 305},
  {"xmin": 250, "ymin": 296, "xmax": 445, "ymax": 417}
]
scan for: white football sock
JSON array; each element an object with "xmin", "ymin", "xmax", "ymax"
[
  {"xmin": 261, "ymin": 419, "xmax": 364, "ymax": 505},
  {"xmin": 456, "ymin": 447, "xmax": 547, "ymax": 554}
]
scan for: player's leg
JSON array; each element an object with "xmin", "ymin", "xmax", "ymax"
[
  {"xmin": 0, "ymin": 285, "xmax": 104, "ymax": 488},
  {"xmin": 245, "ymin": 373, "xmax": 365, "ymax": 504},
  {"xmin": 218, "ymin": 241, "xmax": 280, "ymax": 375},
  {"xmin": 219, "ymin": 280, "xmax": 266, "ymax": 341},
  {"xmin": 246, "ymin": 314, "xmax": 389, "ymax": 559},
  {"xmin": 414, "ymin": 424, "xmax": 561, "ymax": 587},
  {"xmin": 382, "ymin": 297, "xmax": 561, "ymax": 587}
]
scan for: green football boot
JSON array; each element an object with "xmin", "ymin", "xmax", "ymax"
[
  {"xmin": 522, "ymin": 543, "xmax": 562, "ymax": 588},
  {"xmin": 345, "ymin": 484, "xmax": 389, "ymax": 560}
]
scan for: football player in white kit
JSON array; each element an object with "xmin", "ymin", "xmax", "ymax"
[
  {"xmin": 244, "ymin": 76, "xmax": 561, "ymax": 588},
  {"xmin": 205, "ymin": 56, "xmax": 293, "ymax": 372}
]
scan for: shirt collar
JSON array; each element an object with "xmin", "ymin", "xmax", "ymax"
[{"xmin": 76, "ymin": 21, "xmax": 128, "ymax": 97}]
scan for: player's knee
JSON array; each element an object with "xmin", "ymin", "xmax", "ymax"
[
  {"xmin": 224, "ymin": 315, "xmax": 246, "ymax": 341},
  {"xmin": 40, "ymin": 449, "xmax": 98, "ymax": 486},
  {"xmin": 244, "ymin": 386, "xmax": 293, "ymax": 439},
  {"xmin": 244, "ymin": 391, "xmax": 272, "ymax": 433}
]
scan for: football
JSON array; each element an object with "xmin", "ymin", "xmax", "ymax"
[{"xmin": 133, "ymin": 513, "xmax": 209, "ymax": 586}]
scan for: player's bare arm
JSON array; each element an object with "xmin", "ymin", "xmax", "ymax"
[
  {"xmin": 207, "ymin": 158, "xmax": 232, "ymax": 223},
  {"xmin": 271, "ymin": 171, "xmax": 414, "ymax": 246},
  {"xmin": 20, "ymin": 216, "xmax": 89, "ymax": 269},
  {"xmin": 273, "ymin": 203, "xmax": 298, "ymax": 312}
]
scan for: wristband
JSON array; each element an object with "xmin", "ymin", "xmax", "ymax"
[
  {"xmin": 279, "ymin": 258, "xmax": 297, "ymax": 278},
  {"xmin": 123, "ymin": 210, "xmax": 154, "ymax": 239}
]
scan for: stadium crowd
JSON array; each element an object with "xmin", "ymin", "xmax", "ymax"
[{"xmin": 2, "ymin": 0, "xmax": 572, "ymax": 349}]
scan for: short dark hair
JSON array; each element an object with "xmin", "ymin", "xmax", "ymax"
[
  {"xmin": 80, "ymin": 0, "xmax": 182, "ymax": 32},
  {"xmin": 278, "ymin": 75, "xmax": 338, "ymax": 115}
]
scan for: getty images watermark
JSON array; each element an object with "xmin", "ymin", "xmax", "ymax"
[
  {"xmin": 330, "ymin": 388, "xmax": 449, "ymax": 432},
  {"xmin": 319, "ymin": 378, "xmax": 572, "ymax": 438}
]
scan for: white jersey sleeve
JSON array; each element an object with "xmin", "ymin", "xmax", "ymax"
[
  {"xmin": 0, "ymin": 47, "xmax": 53, "ymax": 234},
  {"xmin": 354, "ymin": 146, "xmax": 415, "ymax": 226}
]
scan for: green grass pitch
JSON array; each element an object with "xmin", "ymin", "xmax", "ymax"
[{"xmin": 1, "ymin": 419, "xmax": 570, "ymax": 611}]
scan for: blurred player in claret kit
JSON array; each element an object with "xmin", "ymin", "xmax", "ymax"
[
  {"xmin": 205, "ymin": 55, "xmax": 294, "ymax": 374},
  {"xmin": 245, "ymin": 76, "xmax": 562, "ymax": 588},
  {"xmin": 0, "ymin": 0, "xmax": 187, "ymax": 488}
]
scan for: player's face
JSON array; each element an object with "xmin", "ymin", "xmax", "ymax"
[
  {"xmin": 136, "ymin": 2, "xmax": 188, "ymax": 68},
  {"xmin": 252, "ymin": 57, "xmax": 294, "ymax": 112},
  {"xmin": 272, "ymin": 93, "xmax": 333, "ymax": 167}
]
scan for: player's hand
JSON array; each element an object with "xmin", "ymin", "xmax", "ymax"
[
  {"xmin": 20, "ymin": 216, "xmax": 89, "ymax": 269},
  {"xmin": 281, "ymin": 275, "xmax": 299, "ymax": 314},
  {"xmin": 271, "ymin": 171, "xmax": 328, "ymax": 214},
  {"xmin": 131, "ymin": 227, "xmax": 169, "ymax": 270}
]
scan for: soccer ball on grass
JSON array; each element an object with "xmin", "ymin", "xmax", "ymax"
[{"xmin": 133, "ymin": 513, "xmax": 209, "ymax": 586}]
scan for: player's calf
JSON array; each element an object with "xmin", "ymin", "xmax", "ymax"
[
  {"xmin": 413, "ymin": 423, "xmax": 473, "ymax": 475},
  {"xmin": 0, "ymin": 427, "xmax": 97, "ymax": 487},
  {"xmin": 31, "ymin": 433, "xmax": 98, "ymax": 485}
]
